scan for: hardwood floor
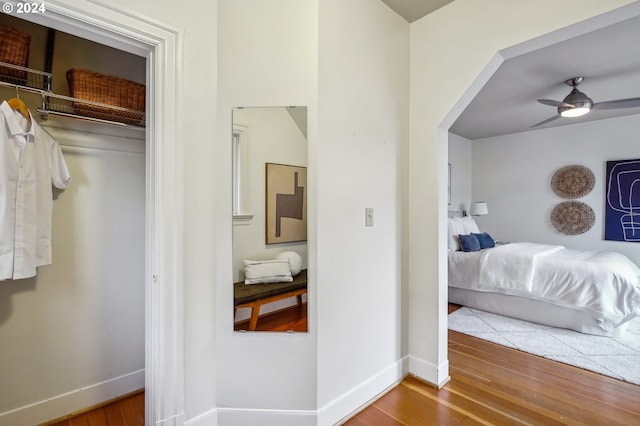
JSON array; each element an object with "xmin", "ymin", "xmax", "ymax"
[
  {"xmin": 345, "ymin": 329, "xmax": 640, "ymax": 425},
  {"xmin": 234, "ymin": 302, "xmax": 307, "ymax": 332},
  {"xmin": 42, "ymin": 390, "xmax": 144, "ymax": 426},
  {"xmin": 44, "ymin": 306, "xmax": 305, "ymax": 425},
  {"xmin": 50, "ymin": 303, "xmax": 640, "ymax": 425}
]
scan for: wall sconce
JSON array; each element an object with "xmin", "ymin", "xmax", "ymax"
[{"xmin": 470, "ymin": 201, "xmax": 488, "ymax": 216}]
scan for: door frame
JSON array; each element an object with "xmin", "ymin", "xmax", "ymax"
[{"xmin": 25, "ymin": 1, "xmax": 185, "ymax": 424}]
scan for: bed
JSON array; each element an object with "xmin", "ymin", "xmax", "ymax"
[{"xmin": 447, "ymin": 217, "xmax": 640, "ymax": 336}]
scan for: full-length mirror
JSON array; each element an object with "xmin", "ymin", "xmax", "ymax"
[{"xmin": 232, "ymin": 106, "xmax": 308, "ymax": 332}]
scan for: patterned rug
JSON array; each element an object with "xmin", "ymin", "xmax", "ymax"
[{"xmin": 448, "ymin": 307, "xmax": 640, "ymax": 386}]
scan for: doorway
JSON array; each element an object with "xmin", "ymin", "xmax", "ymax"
[
  {"xmin": 439, "ymin": 1, "xmax": 640, "ymax": 388},
  {"xmin": 4, "ymin": 3, "xmax": 184, "ymax": 425}
]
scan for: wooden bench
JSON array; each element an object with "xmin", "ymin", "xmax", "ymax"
[{"xmin": 234, "ymin": 269, "xmax": 307, "ymax": 331}]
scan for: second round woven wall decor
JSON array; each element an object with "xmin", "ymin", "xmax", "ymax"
[
  {"xmin": 551, "ymin": 165, "xmax": 595, "ymax": 199},
  {"xmin": 550, "ymin": 201, "xmax": 596, "ymax": 235}
]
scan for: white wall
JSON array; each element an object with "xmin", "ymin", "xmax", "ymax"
[
  {"xmin": 409, "ymin": 0, "xmax": 636, "ymax": 386},
  {"xmin": 232, "ymin": 107, "xmax": 308, "ymax": 322},
  {"xmin": 471, "ymin": 114, "xmax": 640, "ymax": 267},
  {"xmin": 216, "ymin": 1, "xmax": 318, "ymax": 423},
  {"xmin": 448, "ymin": 133, "xmax": 472, "ymax": 215},
  {"xmin": 316, "ymin": 0, "xmax": 408, "ymax": 423}
]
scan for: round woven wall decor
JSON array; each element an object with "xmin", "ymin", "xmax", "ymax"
[
  {"xmin": 551, "ymin": 165, "xmax": 595, "ymax": 199},
  {"xmin": 550, "ymin": 201, "xmax": 595, "ymax": 235}
]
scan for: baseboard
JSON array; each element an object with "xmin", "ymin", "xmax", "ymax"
[
  {"xmin": 213, "ymin": 358, "xmax": 407, "ymax": 426},
  {"xmin": 216, "ymin": 407, "xmax": 316, "ymax": 426},
  {"xmin": 408, "ymin": 355, "xmax": 450, "ymax": 388},
  {"xmin": 317, "ymin": 356, "xmax": 408, "ymax": 425},
  {"xmin": 157, "ymin": 412, "xmax": 186, "ymax": 425},
  {"xmin": 185, "ymin": 407, "xmax": 218, "ymax": 426},
  {"xmin": 0, "ymin": 369, "xmax": 144, "ymax": 426}
]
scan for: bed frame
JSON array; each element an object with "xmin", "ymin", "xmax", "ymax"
[{"xmin": 449, "ymin": 287, "xmax": 631, "ymax": 337}]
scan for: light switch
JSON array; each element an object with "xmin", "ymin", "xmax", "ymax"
[{"xmin": 365, "ymin": 208, "xmax": 373, "ymax": 226}]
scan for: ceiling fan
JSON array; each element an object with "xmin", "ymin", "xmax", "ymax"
[{"xmin": 531, "ymin": 77, "xmax": 640, "ymax": 127}]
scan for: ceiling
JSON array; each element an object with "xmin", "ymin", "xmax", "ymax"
[
  {"xmin": 449, "ymin": 12, "xmax": 640, "ymax": 140},
  {"xmin": 379, "ymin": 2, "xmax": 640, "ymax": 140},
  {"xmin": 381, "ymin": 0, "xmax": 454, "ymax": 22}
]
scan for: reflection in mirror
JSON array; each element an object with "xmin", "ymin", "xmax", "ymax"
[{"xmin": 232, "ymin": 106, "xmax": 308, "ymax": 332}]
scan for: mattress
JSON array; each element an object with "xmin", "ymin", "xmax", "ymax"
[{"xmin": 448, "ymin": 243, "xmax": 640, "ymax": 335}]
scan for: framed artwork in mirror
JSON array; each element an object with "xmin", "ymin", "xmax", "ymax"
[{"xmin": 265, "ymin": 163, "xmax": 307, "ymax": 244}]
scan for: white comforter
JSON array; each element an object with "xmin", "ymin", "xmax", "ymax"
[{"xmin": 449, "ymin": 242, "xmax": 640, "ymax": 331}]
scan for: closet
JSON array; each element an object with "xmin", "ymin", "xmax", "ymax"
[{"xmin": 0, "ymin": 13, "xmax": 146, "ymax": 424}]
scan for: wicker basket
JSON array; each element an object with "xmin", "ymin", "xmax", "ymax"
[
  {"xmin": 0, "ymin": 25, "xmax": 31, "ymax": 85},
  {"xmin": 66, "ymin": 68, "xmax": 145, "ymax": 125}
]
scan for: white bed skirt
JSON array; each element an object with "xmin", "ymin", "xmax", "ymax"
[{"xmin": 448, "ymin": 287, "xmax": 631, "ymax": 337}]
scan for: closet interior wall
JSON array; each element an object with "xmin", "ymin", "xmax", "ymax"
[{"xmin": 0, "ymin": 14, "xmax": 146, "ymax": 424}]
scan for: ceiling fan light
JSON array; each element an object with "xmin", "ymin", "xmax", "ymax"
[
  {"xmin": 558, "ymin": 87, "xmax": 593, "ymax": 118},
  {"xmin": 560, "ymin": 107, "xmax": 591, "ymax": 117}
]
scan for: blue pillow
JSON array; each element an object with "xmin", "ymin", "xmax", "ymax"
[
  {"xmin": 458, "ymin": 234, "xmax": 481, "ymax": 252},
  {"xmin": 473, "ymin": 232, "xmax": 495, "ymax": 249}
]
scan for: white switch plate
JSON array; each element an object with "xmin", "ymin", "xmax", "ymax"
[{"xmin": 365, "ymin": 208, "xmax": 373, "ymax": 226}]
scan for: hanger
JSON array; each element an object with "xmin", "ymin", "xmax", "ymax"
[{"xmin": 7, "ymin": 87, "xmax": 30, "ymax": 122}]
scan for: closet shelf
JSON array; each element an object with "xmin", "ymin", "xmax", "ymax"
[
  {"xmin": 0, "ymin": 61, "xmax": 51, "ymax": 92},
  {"xmin": 38, "ymin": 91, "xmax": 145, "ymax": 128},
  {"xmin": 0, "ymin": 61, "xmax": 145, "ymax": 129}
]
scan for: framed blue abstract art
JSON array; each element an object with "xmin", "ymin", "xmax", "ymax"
[{"xmin": 605, "ymin": 158, "xmax": 640, "ymax": 242}]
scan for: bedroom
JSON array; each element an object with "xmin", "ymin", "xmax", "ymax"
[
  {"xmin": 446, "ymin": 9, "xmax": 640, "ymax": 344},
  {"xmin": 449, "ymin": 116, "xmax": 640, "ymax": 269}
]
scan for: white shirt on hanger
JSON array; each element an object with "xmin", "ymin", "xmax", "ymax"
[{"xmin": 0, "ymin": 100, "xmax": 70, "ymax": 280}]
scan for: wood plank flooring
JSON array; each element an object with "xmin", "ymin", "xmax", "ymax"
[
  {"xmin": 41, "ymin": 390, "xmax": 144, "ymax": 426},
  {"xmin": 234, "ymin": 302, "xmax": 307, "ymax": 332},
  {"xmin": 345, "ymin": 329, "xmax": 640, "ymax": 425},
  {"xmin": 48, "ymin": 303, "xmax": 640, "ymax": 425}
]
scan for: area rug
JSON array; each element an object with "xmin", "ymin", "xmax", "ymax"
[{"xmin": 448, "ymin": 307, "xmax": 640, "ymax": 386}]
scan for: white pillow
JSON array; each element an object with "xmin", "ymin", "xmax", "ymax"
[
  {"xmin": 244, "ymin": 259, "xmax": 293, "ymax": 284},
  {"xmin": 275, "ymin": 251, "xmax": 303, "ymax": 276},
  {"xmin": 461, "ymin": 217, "xmax": 480, "ymax": 234},
  {"xmin": 447, "ymin": 218, "xmax": 461, "ymax": 250},
  {"xmin": 447, "ymin": 217, "xmax": 480, "ymax": 251}
]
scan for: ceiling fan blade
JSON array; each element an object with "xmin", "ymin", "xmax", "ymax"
[
  {"xmin": 538, "ymin": 99, "xmax": 574, "ymax": 108},
  {"xmin": 531, "ymin": 114, "xmax": 561, "ymax": 128},
  {"xmin": 592, "ymin": 97, "xmax": 640, "ymax": 110}
]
